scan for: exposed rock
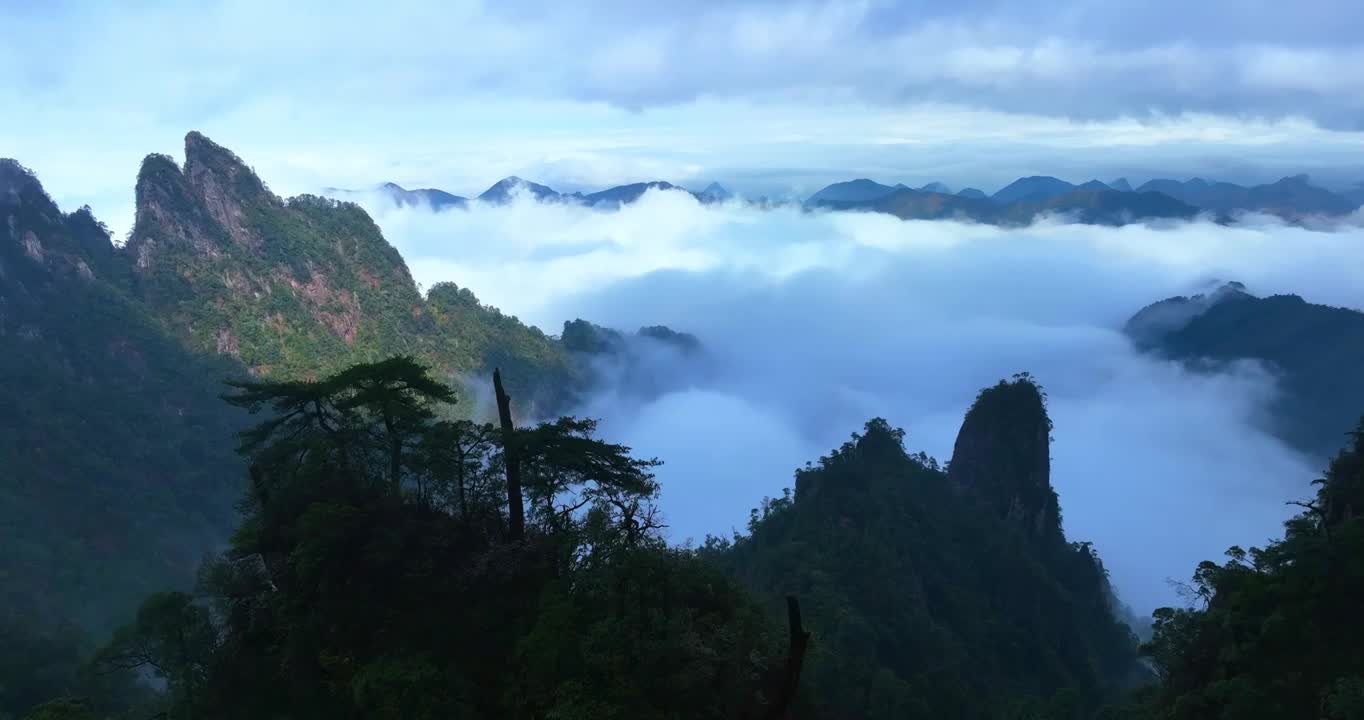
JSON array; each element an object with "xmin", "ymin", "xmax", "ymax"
[
  {"xmin": 183, "ymin": 131, "xmax": 266, "ymax": 249},
  {"xmin": 215, "ymin": 327, "xmax": 240, "ymax": 356},
  {"xmin": 21, "ymin": 230, "xmax": 43, "ymax": 262},
  {"xmin": 947, "ymin": 375, "xmax": 1060, "ymax": 541}
]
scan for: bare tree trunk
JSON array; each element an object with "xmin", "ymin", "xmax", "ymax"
[
  {"xmin": 494, "ymin": 369, "xmax": 525, "ymax": 540},
  {"xmin": 766, "ymin": 596, "xmax": 812, "ymax": 720}
]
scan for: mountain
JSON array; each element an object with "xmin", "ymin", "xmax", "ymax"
[
  {"xmin": 991, "ymin": 176, "xmax": 1077, "ymax": 204},
  {"xmin": 377, "ymin": 181, "xmax": 467, "ymax": 210},
  {"xmin": 125, "ymin": 132, "xmax": 574, "ymax": 412},
  {"xmin": 697, "ymin": 181, "xmax": 733, "ymax": 203},
  {"xmin": 956, "ymin": 187, "xmax": 988, "ymax": 199},
  {"xmin": 1, "ymin": 133, "xmax": 632, "ymax": 637},
  {"xmin": 1134, "ymin": 175, "xmax": 1359, "ymax": 217},
  {"xmin": 711, "ymin": 376, "xmax": 1142, "ymax": 718},
  {"xmin": 1009, "ymin": 188, "xmax": 1200, "ymax": 225},
  {"xmin": 1078, "ymin": 179, "xmax": 1111, "ymax": 190},
  {"xmin": 853, "ymin": 187, "xmax": 1003, "ymax": 222},
  {"xmin": 919, "ymin": 181, "xmax": 952, "ymax": 194},
  {"xmin": 1126, "ymin": 282, "xmax": 1364, "ymax": 458},
  {"xmin": 805, "ymin": 178, "xmax": 903, "ymax": 206},
  {"xmin": 0, "ymin": 159, "xmax": 247, "ymax": 634},
  {"xmin": 824, "ymin": 186, "xmax": 1197, "ymax": 226},
  {"xmin": 582, "ymin": 180, "xmax": 687, "ymax": 207},
  {"xmin": 476, "ymin": 175, "xmax": 562, "ymax": 204},
  {"xmin": 1108, "ymin": 178, "xmax": 1133, "ymax": 192}
]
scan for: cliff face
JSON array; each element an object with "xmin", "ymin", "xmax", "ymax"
[
  {"xmin": 126, "ymin": 133, "xmax": 426, "ymax": 378},
  {"xmin": 947, "ymin": 375, "xmax": 1061, "ymax": 542},
  {"xmin": 122, "ymin": 132, "xmax": 573, "ymax": 412}
]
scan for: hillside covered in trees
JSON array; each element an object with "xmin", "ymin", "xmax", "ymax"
[
  {"xmin": 0, "ymin": 141, "xmax": 690, "ymax": 642},
  {"xmin": 1127, "ymin": 282, "xmax": 1364, "ymax": 459},
  {"xmin": 6, "ymin": 362, "xmax": 1151, "ymax": 720}
]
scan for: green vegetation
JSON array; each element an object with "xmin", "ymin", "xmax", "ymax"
[
  {"xmin": 706, "ymin": 379, "xmax": 1143, "ymax": 719},
  {"xmin": 1, "ymin": 137, "xmax": 578, "ymax": 642},
  {"xmin": 125, "ymin": 132, "xmax": 575, "ymax": 411},
  {"xmin": 0, "ymin": 160, "xmax": 246, "ymax": 639},
  {"xmin": 1112, "ymin": 421, "xmax": 1364, "ymax": 719},
  {"xmin": 1128, "ymin": 287, "xmax": 1364, "ymax": 459},
  {"xmin": 59, "ymin": 359, "xmax": 787, "ymax": 720}
]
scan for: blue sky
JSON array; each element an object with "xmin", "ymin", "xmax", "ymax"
[{"xmin": 3, "ymin": 0, "xmax": 1364, "ymax": 235}]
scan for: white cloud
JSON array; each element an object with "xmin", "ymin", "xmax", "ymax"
[
  {"xmin": 361, "ymin": 193, "xmax": 1364, "ymax": 613},
  {"xmin": 5, "ymin": 0, "xmax": 1364, "ymax": 243}
]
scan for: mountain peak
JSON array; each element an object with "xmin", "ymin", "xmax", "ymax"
[
  {"xmin": 991, "ymin": 176, "xmax": 1076, "ymax": 204},
  {"xmin": 920, "ymin": 181, "xmax": 952, "ymax": 194},
  {"xmin": 806, "ymin": 178, "xmax": 901, "ymax": 206},
  {"xmin": 948, "ymin": 375, "xmax": 1059, "ymax": 540},
  {"xmin": 183, "ymin": 131, "xmax": 266, "ymax": 198},
  {"xmin": 478, "ymin": 176, "xmax": 559, "ymax": 204}
]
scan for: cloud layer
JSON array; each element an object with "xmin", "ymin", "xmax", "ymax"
[{"xmin": 363, "ymin": 191, "xmax": 1364, "ymax": 613}]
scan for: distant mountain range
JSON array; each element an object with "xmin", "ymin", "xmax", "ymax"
[{"xmin": 328, "ymin": 171, "xmax": 1362, "ymax": 227}]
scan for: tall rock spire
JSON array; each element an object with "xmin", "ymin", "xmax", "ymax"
[{"xmin": 947, "ymin": 374, "xmax": 1061, "ymax": 541}]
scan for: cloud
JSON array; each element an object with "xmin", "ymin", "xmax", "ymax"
[
  {"xmin": 363, "ymin": 191, "xmax": 1364, "ymax": 613},
  {"xmin": 5, "ymin": 0, "xmax": 1364, "ymax": 241},
  {"xmin": 9, "ymin": 0, "xmax": 1363, "ymax": 125}
]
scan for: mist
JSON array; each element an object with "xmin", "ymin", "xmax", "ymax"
[{"xmin": 364, "ymin": 189, "xmax": 1364, "ymax": 613}]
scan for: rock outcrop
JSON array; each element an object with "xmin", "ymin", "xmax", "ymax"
[{"xmin": 948, "ymin": 375, "xmax": 1061, "ymax": 542}]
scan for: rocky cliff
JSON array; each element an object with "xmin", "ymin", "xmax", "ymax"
[{"xmin": 947, "ymin": 374, "xmax": 1061, "ymax": 542}]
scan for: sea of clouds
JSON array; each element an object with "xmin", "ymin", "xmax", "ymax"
[{"xmin": 363, "ymin": 187, "xmax": 1364, "ymax": 613}]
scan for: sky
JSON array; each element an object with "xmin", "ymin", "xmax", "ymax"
[
  {"xmin": 4, "ymin": 0, "xmax": 1364, "ymax": 238},
  {"xmin": 363, "ymin": 188, "xmax": 1364, "ymax": 614}
]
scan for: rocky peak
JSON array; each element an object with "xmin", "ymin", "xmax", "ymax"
[
  {"xmin": 948, "ymin": 375, "xmax": 1060, "ymax": 541},
  {"xmin": 129, "ymin": 132, "xmax": 276, "ymax": 266},
  {"xmin": 183, "ymin": 131, "xmax": 268, "ymax": 201},
  {"xmin": 182, "ymin": 131, "xmax": 271, "ymax": 247}
]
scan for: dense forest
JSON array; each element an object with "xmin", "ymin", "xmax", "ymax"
[
  {"xmin": 9, "ymin": 359, "xmax": 1364, "ymax": 719},
  {"xmin": 5, "ymin": 135, "xmax": 1364, "ymax": 719}
]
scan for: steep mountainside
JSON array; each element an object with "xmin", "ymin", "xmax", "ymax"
[
  {"xmin": 710, "ymin": 377, "xmax": 1141, "ymax": 719},
  {"xmin": 1127, "ymin": 284, "xmax": 1364, "ymax": 459},
  {"xmin": 0, "ymin": 159, "xmax": 247, "ymax": 633},
  {"xmin": 126, "ymin": 132, "xmax": 574, "ymax": 413}
]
